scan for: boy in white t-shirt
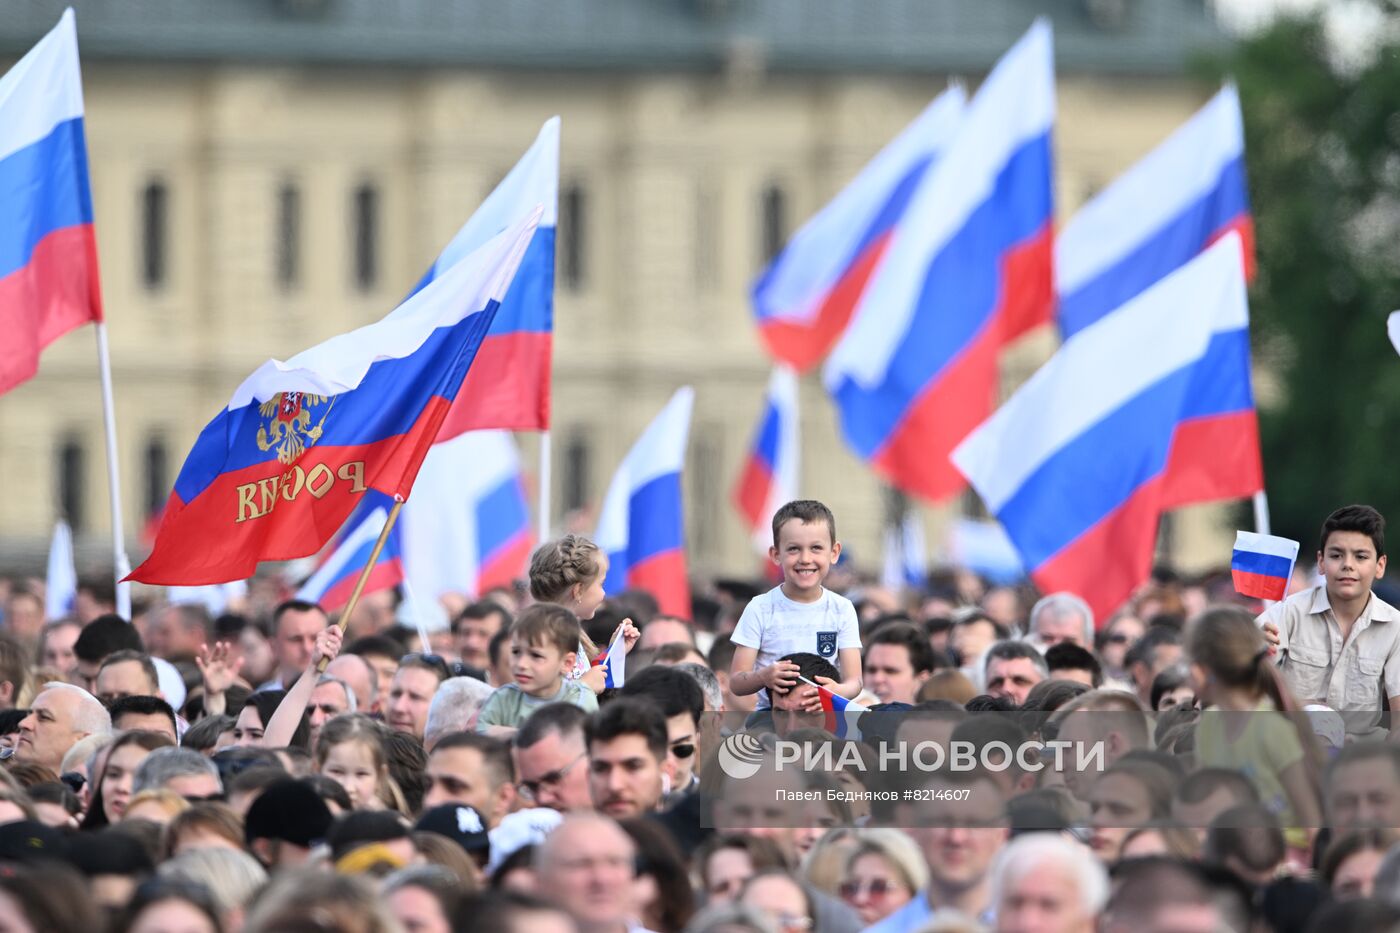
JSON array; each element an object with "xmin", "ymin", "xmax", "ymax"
[{"xmin": 729, "ymin": 500, "xmax": 863, "ymax": 712}]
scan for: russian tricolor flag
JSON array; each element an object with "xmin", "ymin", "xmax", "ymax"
[
  {"xmin": 0, "ymin": 9, "xmax": 102, "ymax": 396},
  {"xmin": 129, "ymin": 212, "xmax": 540, "ymax": 584},
  {"xmin": 297, "ymin": 491, "xmax": 405, "ymax": 611},
  {"xmin": 953, "ymin": 234, "xmax": 1262, "ymax": 621},
  {"xmin": 1232, "ymin": 531, "xmax": 1299, "ymax": 602},
  {"xmin": 412, "ymin": 118, "xmax": 557, "ymax": 435},
  {"xmin": 824, "ymin": 21, "xmax": 1055, "ymax": 504},
  {"xmin": 1052, "ymin": 85, "xmax": 1254, "ymax": 340},
  {"xmin": 401, "ymin": 430, "xmax": 534, "ymax": 600},
  {"xmin": 732, "ymin": 367, "xmax": 800, "ymax": 555},
  {"xmin": 803, "ymin": 677, "xmax": 868, "ymax": 740},
  {"xmin": 601, "ymin": 634, "xmax": 626, "ymax": 690},
  {"xmin": 596, "ymin": 388, "xmax": 694, "ymax": 619},
  {"xmin": 751, "ymin": 87, "xmax": 965, "ymax": 372},
  {"xmin": 1056, "ymin": 86, "xmax": 1253, "ymax": 339}
]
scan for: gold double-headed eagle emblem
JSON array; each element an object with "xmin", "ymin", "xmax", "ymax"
[{"xmin": 256, "ymin": 392, "xmax": 333, "ymax": 465}]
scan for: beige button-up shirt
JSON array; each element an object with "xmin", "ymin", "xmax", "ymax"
[{"xmin": 1258, "ymin": 585, "xmax": 1400, "ymax": 736}]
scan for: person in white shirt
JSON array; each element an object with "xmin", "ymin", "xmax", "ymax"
[{"xmin": 730, "ymin": 500, "xmax": 863, "ymax": 716}]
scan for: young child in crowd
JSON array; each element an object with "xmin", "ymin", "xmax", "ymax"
[
  {"xmin": 528, "ymin": 535, "xmax": 639, "ymax": 695},
  {"xmin": 476, "ymin": 604, "xmax": 599, "ymax": 737},
  {"xmin": 729, "ymin": 500, "xmax": 863, "ymax": 714},
  {"xmin": 315, "ymin": 713, "xmax": 402, "ymax": 812},
  {"xmin": 1260, "ymin": 504, "xmax": 1400, "ymax": 740},
  {"xmin": 1188, "ymin": 605, "xmax": 1322, "ymax": 856}
]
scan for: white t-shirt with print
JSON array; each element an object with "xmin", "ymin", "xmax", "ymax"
[{"xmin": 730, "ymin": 585, "xmax": 861, "ymax": 710}]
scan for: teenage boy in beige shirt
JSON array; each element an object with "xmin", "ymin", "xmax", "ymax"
[{"xmin": 1261, "ymin": 504, "xmax": 1400, "ymax": 739}]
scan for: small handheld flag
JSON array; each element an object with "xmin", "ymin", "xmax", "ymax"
[
  {"xmin": 601, "ymin": 633, "xmax": 626, "ymax": 690},
  {"xmin": 800, "ymin": 676, "xmax": 868, "ymax": 740},
  {"xmin": 1231, "ymin": 531, "xmax": 1299, "ymax": 602}
]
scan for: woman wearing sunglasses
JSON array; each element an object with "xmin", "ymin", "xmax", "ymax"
[
  {"xmin": 1095, "ymin": 614, "xmax": 1145, "ymax": 681},
  {"xmin": 837, "ymin": 829, "xmax": 927, "ymax": 927}
]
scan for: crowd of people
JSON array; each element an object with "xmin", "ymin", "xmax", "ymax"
[{"xmin": 0, "ymin": 500, "xmax": 1397, "ymax": 933}]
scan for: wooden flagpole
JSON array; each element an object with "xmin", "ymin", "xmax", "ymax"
[{"xmin": 318, "ymin": 498, "xmax": 404, "ymax": 673}]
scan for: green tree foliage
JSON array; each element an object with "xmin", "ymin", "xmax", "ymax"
[{"xmin": 1209, "ymin": 11, "xmax": 1400, "ymax": 545}]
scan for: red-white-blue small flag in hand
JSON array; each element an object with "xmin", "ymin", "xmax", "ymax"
[
  {"xmin": 1231, "ymin": 531, "xmax": 1299, "ymax": 602},
  {"xmin": 801, "ymin": 676, "xmax": 868, "ymax": 740}
]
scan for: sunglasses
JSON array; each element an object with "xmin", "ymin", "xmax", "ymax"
[
  {"xmin": 839, "ymin": 879, "xmax": 898, "ymax": 900},
  {"xmin": 59, "ymin": 771, "xmax": 85, "ymax": 794},
  {"xmin": 669, "ymin": 743, "xmax": 696, "ymax": 760},
  {"xmin": 403, "ymin": 653, "xmax": 472, "ymax": 680}
]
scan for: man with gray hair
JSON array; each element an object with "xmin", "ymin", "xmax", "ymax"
[
  {"xmin": 308, "ymin": 675, "xmax": 356, "ymax": 747},
  {"xmin": 984, "ymin": 641, "xmax": 1048, "ymax": 706},
  {"xmin": 673, "ymin": 662, "xmax": 723, "ymax": 713},
  {"xmin": 424, "ymin": 676, "xmax": 495, "ymax": 751},
  {"xmin": 133, "ymin": 746, "xmax": 223, "ymax": 801},
  {"xmin": 1028, "ymin": 592, "xmax": 1094, "ymax": 651},
  {"xmin": 990, "ymin": 832, "xmax": 1107, "ymax": 933},
  {"xmin": 15, "ymin": 682, "xmax": 112, "ymax": 771},
  {"xmin": 674, "ymin": 662, "xmax": 723, "ymax": 772}
]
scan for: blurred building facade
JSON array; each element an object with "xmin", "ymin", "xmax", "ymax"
[{"xmin": 0, "ymin": 0, "xmax": 1235, "ymax": 588}]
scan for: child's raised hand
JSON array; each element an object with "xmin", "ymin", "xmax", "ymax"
[
  {"xmin": 614, "ymin": 619, "xmax": 641, "ymax": 653},
  {"xmin": 764, "ymin": 660, "xmax": 800, "ymax": 693},
  {"xmin": 313, "ymin": 625, "xmax": 343, "ymax": 668}
]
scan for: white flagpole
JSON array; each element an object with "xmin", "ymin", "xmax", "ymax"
[
  {"xmin": 537, "ymin": 430, "xmax": 552, "ymax": 543},
  {"xmin": 95, "ymin": 322, "xmax": 133, "ymax": 620},
  {"xmin": 1252, "ymin": 490, "xmax": 1271, "ymax": 536}
]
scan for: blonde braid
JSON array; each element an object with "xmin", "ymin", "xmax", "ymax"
[{"xmin": 529, "ymin": 535, "xmax": 603, "ymax": 658}]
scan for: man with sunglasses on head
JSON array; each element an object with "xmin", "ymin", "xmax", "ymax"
[
  {"xmin": 387, "ymin": 654, "xmax": 452, "ymax": 742},
  {"xmin": 513, "ymin": 702, "xmax": 593, "ymax": 813},
  {"xmin": 618, "ymin": 666, "xmax": 703, "ymax": 799}
]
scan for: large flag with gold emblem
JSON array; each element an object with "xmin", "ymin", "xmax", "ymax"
[{"xmin": 128, "ymin": 212, "xmax": 540, "ymax": 585}]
